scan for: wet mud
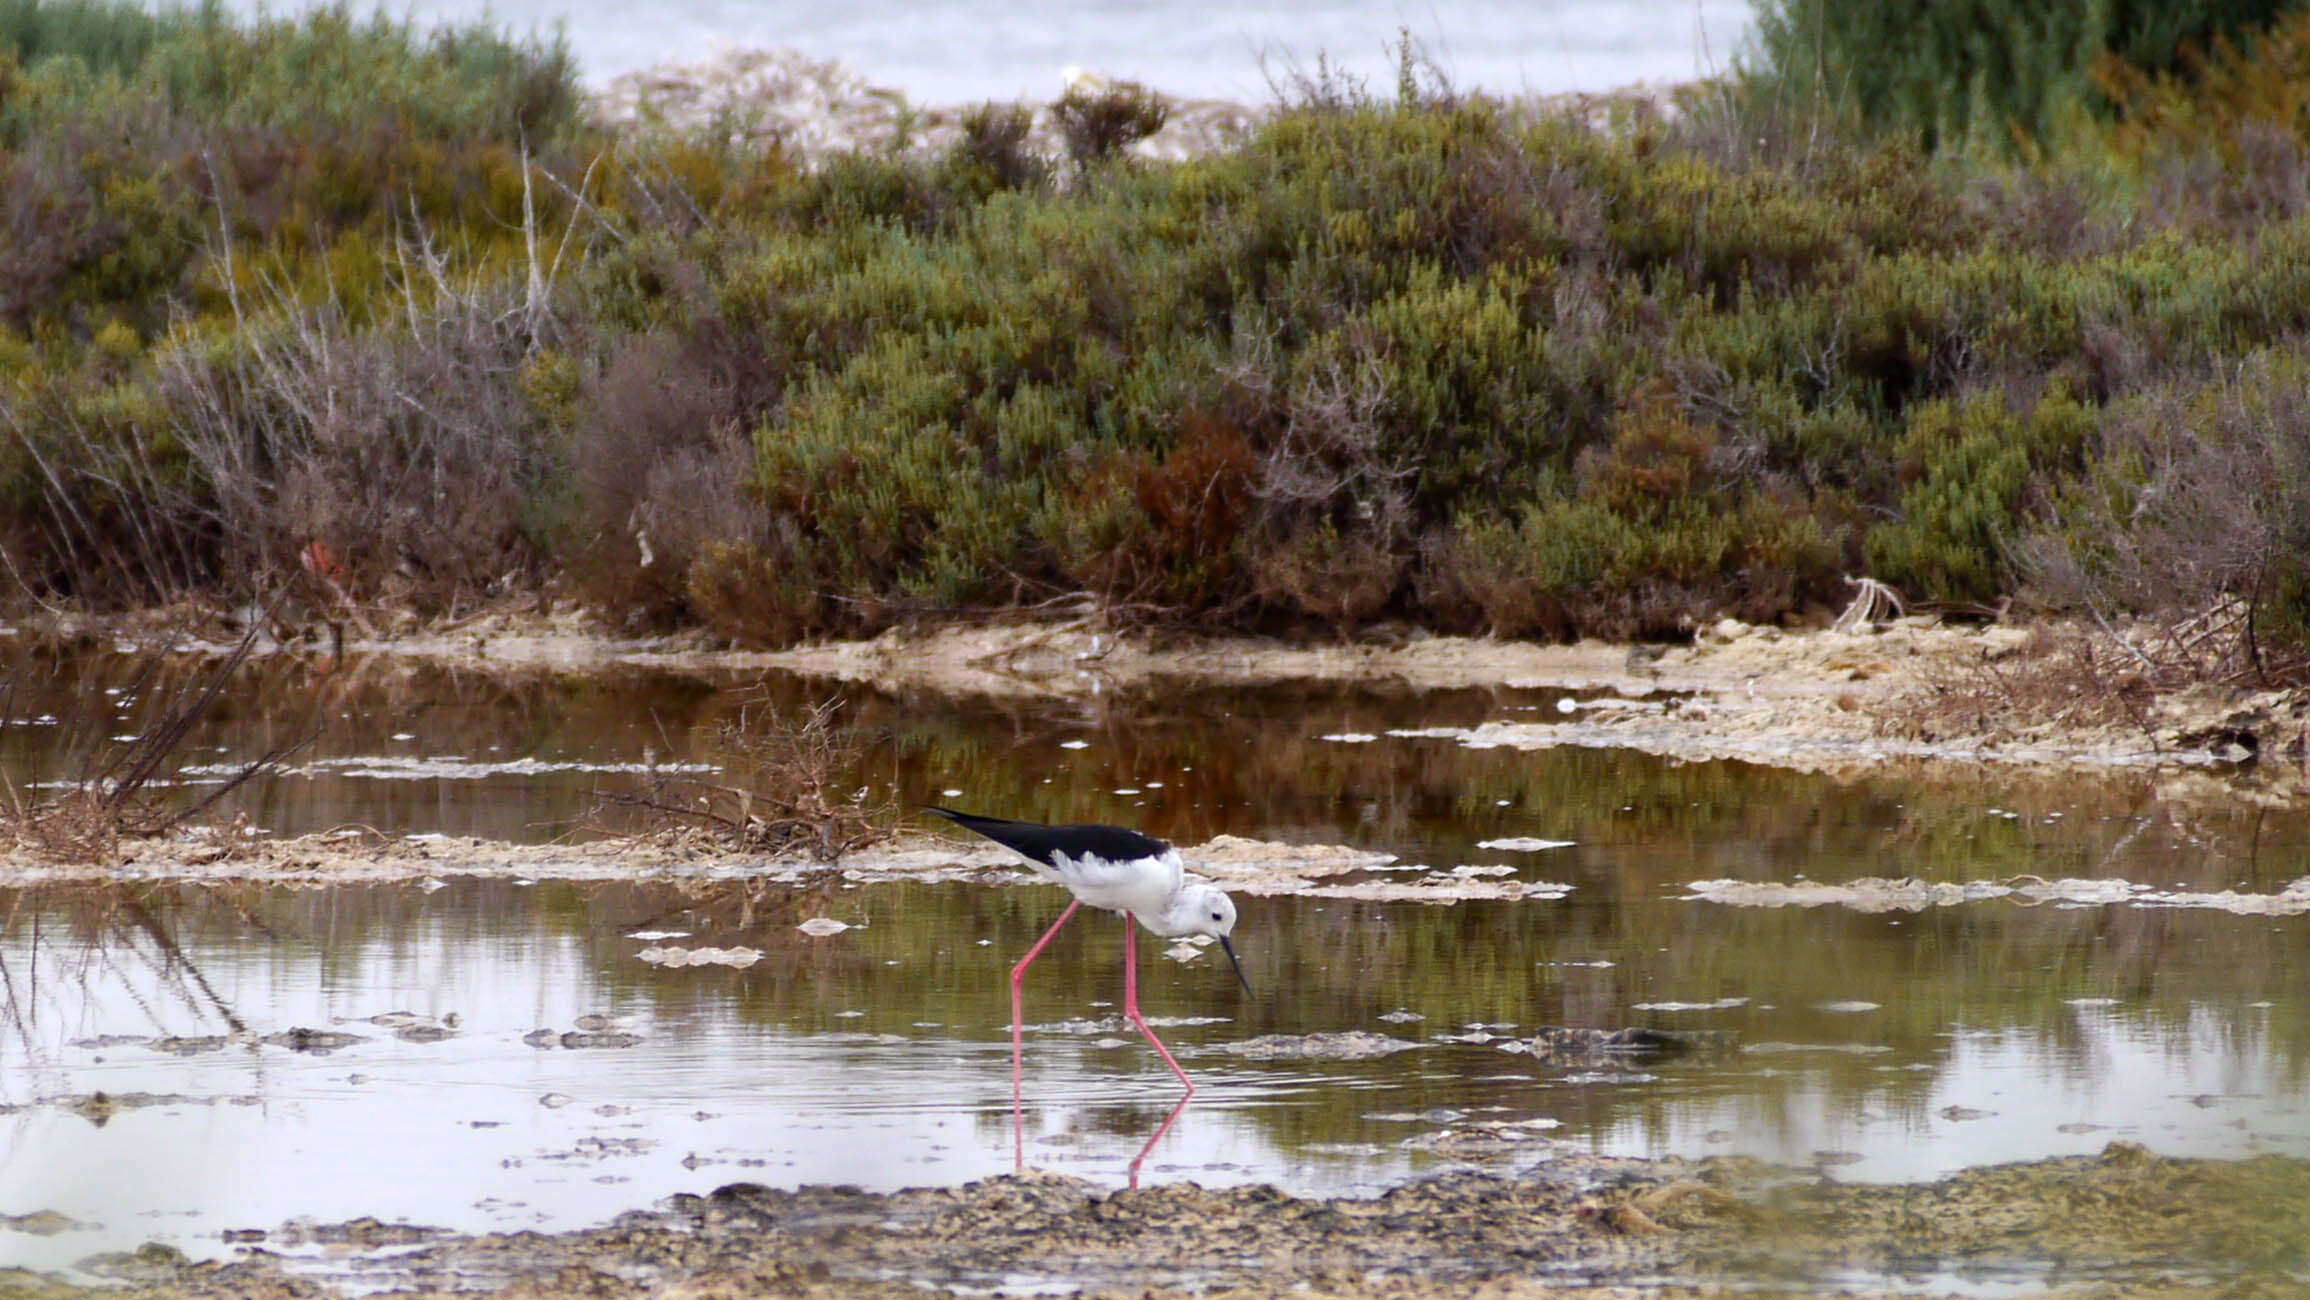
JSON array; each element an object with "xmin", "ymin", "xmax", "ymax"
[{"xmin": 5, "ymin": 1144, "xmax": 2304, "ymax": 1299}]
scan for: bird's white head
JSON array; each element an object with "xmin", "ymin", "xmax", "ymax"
[
  {"xmin": 1159, "ymin": 883, "xmax": 1249, "ymax": 993},
  {"xmin": 1171, "ymin": 883, "xmax": 1236, "ymax": 939}
]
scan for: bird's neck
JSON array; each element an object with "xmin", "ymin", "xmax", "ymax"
[{"xmin": 1137, "ymin": 893, "xmax": 1202, "ymax": 939}]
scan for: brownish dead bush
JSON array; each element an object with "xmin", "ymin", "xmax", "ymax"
[
  {"xmin": 1883, "ymin": 608, "xmax": 2309, "ymax": 748},
  {"xmin": 595, "ymin": 699, "xmax": 890, "ymax": 861},
  {"xmin": 1416, "ymin": 523, "xmax": 1567, "ymax": 640},
  {"xmin": 684, "ymin": 534, "xmax": 826, "ymax": 648},
  {"xmin": 566, "ymin": 325, "xmax": 785, "ymax": 630},
  {"xmin": 1248, "ymin": 523, "xmax": 1401, "ymax": 636},
  {"xmin": 1059, "ymin": 412, "xmax": 1258, "ymax": 615}
]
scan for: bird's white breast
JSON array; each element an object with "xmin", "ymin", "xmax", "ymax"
[{"xmin": 1038, "ymin": 847, "xmax": 1184, "ymax": 921}]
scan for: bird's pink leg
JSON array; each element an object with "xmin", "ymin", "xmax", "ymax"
[
  {"xmin": 1122, "ymin": 915, "xmax": 1194, "ymax": 1093},
  {"xmin": 1127, "ymin": 1091, "xmax": 1192, "ymax": 1189},
  {"xmin": 1011, "ymin": 899, "xmax": 1081, "ymax": 1171}
]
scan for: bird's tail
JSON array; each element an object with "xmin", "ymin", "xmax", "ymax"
[{"xmin": 922, "ymin": 806, "xmax": 1039, "ymax": 835}]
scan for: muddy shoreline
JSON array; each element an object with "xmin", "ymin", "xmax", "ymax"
[
  {"xmin": 16, "ymin": 1144, "xmax": 2305, "ymax": 1299},
  {"xmin": 13, "ymin": 608, "xmax": 2307, "ymax": 788}
]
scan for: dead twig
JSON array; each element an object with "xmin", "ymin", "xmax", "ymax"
[{"xmin": 1831, "ymin": 576, "xmax": 1906, "ymax": 632}]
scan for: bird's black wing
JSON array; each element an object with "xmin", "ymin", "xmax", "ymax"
[{"xmin": 923, "ymin": 806, "xmax": 1171, "ymax": 868}]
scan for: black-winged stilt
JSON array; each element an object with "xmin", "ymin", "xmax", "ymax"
[{"xmin": 924, "ymin": 807, "xmax": 1247, "ymax": 1173}]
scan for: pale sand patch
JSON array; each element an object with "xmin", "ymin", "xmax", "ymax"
[
  {"xmin": 1682, "ymin": 874, "xmax": 2310, "ymax": 915},
  {"xmin": 0, "ymin": 828, "xmax": 1566, "ymax": 902}
]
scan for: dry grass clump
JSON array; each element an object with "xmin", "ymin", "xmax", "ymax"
[
  {"xmin": 595, "ymin": 699, "xmax": 891, "ymax": 861},
  {"xmin": 1885, "ymin": 626, "xmax": 2161, "ymax": 746},
  {"xmin": 2, "ymin": 785, "xmax": 125, "ymax": 865}
]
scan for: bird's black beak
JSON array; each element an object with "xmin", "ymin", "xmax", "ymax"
[{"xmin": 1219, "ymin": 935, "xmax": 1251, "ymax": 994}]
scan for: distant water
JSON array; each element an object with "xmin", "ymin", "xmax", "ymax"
[{"xmin": 220, "ymin": 0, "xmax": 1756, "ymax": 103}]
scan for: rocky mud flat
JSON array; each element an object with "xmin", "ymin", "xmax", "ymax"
[{"xmin": 3, "ymin": 1144, "xmax": 2303, "ymax": 1299}]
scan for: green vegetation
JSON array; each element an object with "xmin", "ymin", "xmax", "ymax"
[
  {"xmin": 1747, "ymin": 0, "xmax": 2299, "ymax": 153},
  {"xmin": 7, "ymin": 2, "xmax": 2310, "ymax": 658}
]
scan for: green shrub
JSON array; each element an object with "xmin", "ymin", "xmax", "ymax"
[
  {"xmin": 1050, "ymin": 78, "xmax": 1167, "ymax": 168},
  {"xmin": 1428, "ymin": 386, "xmax": 1841, "ymax": 639},
  {"xmin": 1747, "ymin": 0, "xmax": 2299, "ymax": 153},
  {"xmin": 1865, "ymin": 390, "xmax": 2094, "ymax": 605},
  {"xmin": 17, "ymin": 3, "xmax": 2310, "ymax": 661},
  {"xmin": 1, "ymin": 0, "xmax": 578, "ymax": 142}
]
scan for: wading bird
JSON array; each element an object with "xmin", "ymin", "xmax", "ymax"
[{"xmin": 924, "ymin": 806, "xmax": 1248, "ymax": 1173}]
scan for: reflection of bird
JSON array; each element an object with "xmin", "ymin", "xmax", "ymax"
[{"xmin": 924, "ymin": 807, "xmax": 1248, "ymax": 1171}]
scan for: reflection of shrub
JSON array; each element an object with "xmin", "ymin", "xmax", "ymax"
[{"xmin": 2, "ymin": 628, "xmax": 303, "ymax": 863}]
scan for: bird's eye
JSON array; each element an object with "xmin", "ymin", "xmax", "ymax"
[{"xmin": 1211, "ymin": 911, "xmax": 1223, "ymax": 921}]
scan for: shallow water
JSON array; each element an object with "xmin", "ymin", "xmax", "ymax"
[{"xmin": 4, "ymin": 648, "xmax": 2310, "ymax": 1279}]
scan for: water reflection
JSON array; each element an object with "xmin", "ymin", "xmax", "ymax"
[
  {"xmin": 9, "ymin": 648, "xmax": 2310, "ymax": 893},
  {"xmin": 3, "ymin": 867, "xmax": 2307, "ymax": 1272}
]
